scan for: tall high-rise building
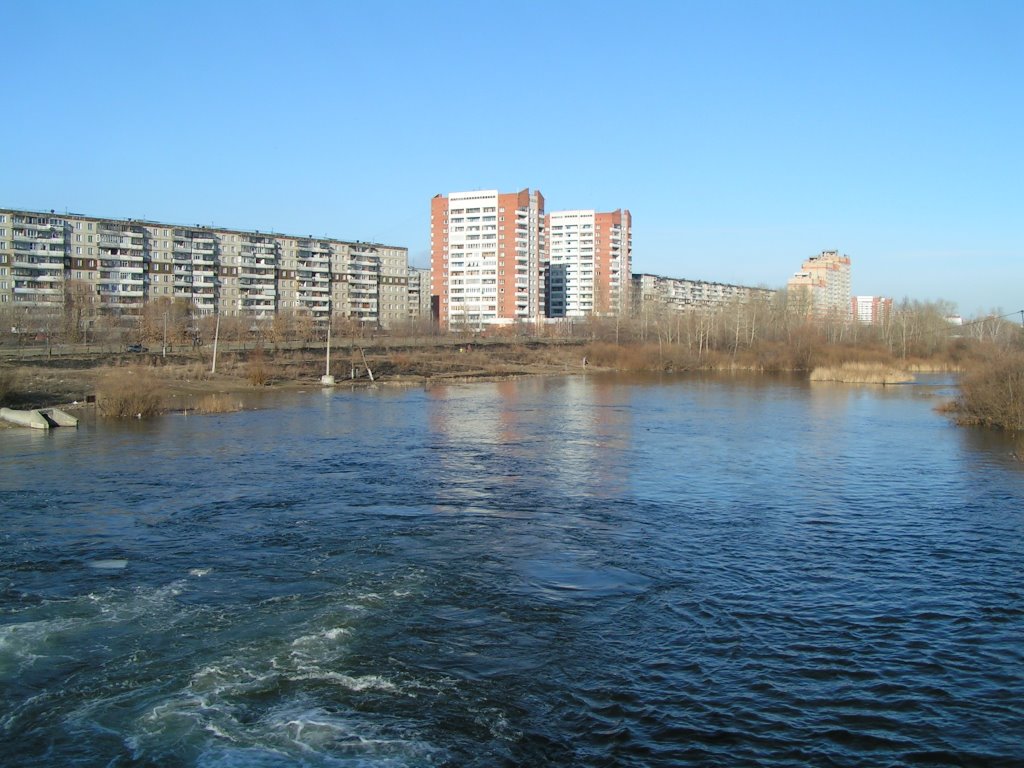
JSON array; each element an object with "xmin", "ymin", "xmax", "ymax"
[
  {"xmin": 786, "ymin": 250, "xmax": 851, "ymax": 319},
  {"xmin": 430, "ymin": 189, "xmax": 545, "ymax": 329},
  {"xmin": 545, "ymin": 209, "xmax": 631, "ymax": 317},
  {"xmin": 852, "ymin": 295, "xmax": 892, "ymax": 325}
]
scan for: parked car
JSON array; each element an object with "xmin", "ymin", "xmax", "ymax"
[{"xmin": 126, "ymin": 344, "xmax": 148, "ymax": 353}]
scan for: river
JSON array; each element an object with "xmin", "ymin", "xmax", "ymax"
[{"xmin": 1, "ymin": 374, "xmax": 1022, "ymax": 766}]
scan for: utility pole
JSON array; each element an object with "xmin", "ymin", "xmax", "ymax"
[
  {"xmin": 162, "ymin": 311, "xmax": 168, "ymax": 358},
  {"xmin": 211, "ymin": 313, "xmax": 220, "ymax": 374}
]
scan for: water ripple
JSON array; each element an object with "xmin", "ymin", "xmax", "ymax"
[{"xmin": 1, "ymin": 375, "xmax": 1022, "ymax": 766}]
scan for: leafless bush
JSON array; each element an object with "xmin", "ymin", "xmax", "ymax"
[
  {"xmin": 247, "ymin": 348, "xmax": 271, "ymax": 386},
  {"xmin": 96, "ymin": 368, "xmax": 165, "ymax": 418},
  {"xmin": 954, "ymin": 353, "xmax": 1024, "ymax": 431}
]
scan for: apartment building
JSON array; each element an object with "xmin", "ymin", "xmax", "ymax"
[
  {"xmin": 852, "ymin": 295, "xmax": 892, "ymax": 325},
  {"xmin": 0, "ymin": 207, "xmax": 408, "ymax": 327},
  {"xmin": 431, "ymin": 189, "xmax": 545, "ymax": 329},
  {"xmin": 546, "ymin": 209, "xmax": 632, "ymax": 318},
  {"xmin": 632, "ymin": 273, "xmax": 775, "ymax": 314},
  {"xmin": 407, "ymin": 266, "xmax": 431, "ymax": 324},
  {"xmin": 375, "ymin": 245, "xmax": 411, "ymax": 329},
  {"xmin": 0, "ymin": 210, "xmax": 68, "ymax": 309},
  {"xmin": 786, "ymin": 250, "xmax": 852, "ymax": 319}
]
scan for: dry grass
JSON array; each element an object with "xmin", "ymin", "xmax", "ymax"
[
  {"xmin": 954, "ymin": 353, "xmax": 1024, "ymax": 431},
  {"xmin": 809, "ymin": 362, "xmax": 915, "ymax": 384},
  {"xmin": 96, "ymin": 367, "xmax": 165, "ymax": 418},
  {"xmin": 583, "ymin": 342, "xmax": 674, "ymax": 371},
  {"xmin": 247, "ymin": 349, "xmax": 271, "ymax": 386},
  {"xmin": 192, "ymin": 394, "xmax": 243, "ymax": 414}
]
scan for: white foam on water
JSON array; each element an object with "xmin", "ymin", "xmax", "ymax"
[
  {"xmin": 0, "ymin": 617, "xmax": 83, "ymax": 675},
  {"xmin": 132, "ymin": 687, "xmax": 442, "ymax": 767},
  {"xmin": 189, "ymin": 568, "xmax": 212, "ymax": 577},
  {"xmin": 290, "ymin": 671, "xmax": 398, "ymax": 692},
  {"xmin": 0, "ymin": 579, "xmax": 199, "ymax": 678},
  {"xmin": 291, "ymin": 626, "xmax": 351, "ymax": 650}
]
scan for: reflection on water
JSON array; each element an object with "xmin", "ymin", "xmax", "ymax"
[{"xmin": 1, "ymin": 373, "xmax": 1022, "ymax": 767}]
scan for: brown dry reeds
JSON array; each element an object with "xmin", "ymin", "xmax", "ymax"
[
  {"xmin": 247, "ymin": 349, "xmax": 271, "ymax": 386},
  {"xmin": 954, "ymin": 353, "xmax": 1024, "ymax": 431},
  {"xmin": 582, "ymin": 342, "xmax": 668, "ymax": 371},
  {"xmin": 96, "ymin": 367, "xmax": 165, "ymax": 418},
  {"xmin": 809, "ymin": 362, "xmax": 915, "ymax": 384},
  {"xmin": 192, "ymin": 394, "xmax": 243, "ymax": 414}
]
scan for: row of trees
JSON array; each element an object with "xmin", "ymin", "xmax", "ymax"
[{"xmin": 2, "ymin": 284, "xmax": 1019, "ymax": 361}]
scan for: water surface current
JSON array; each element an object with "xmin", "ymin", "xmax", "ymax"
[{"xmin": 1, "ymin": 374, "xmax": 1022, "ymax": 766}]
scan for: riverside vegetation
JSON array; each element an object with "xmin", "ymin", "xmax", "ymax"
[{"xmin": 1, "ymin": 294, "xmax": 1022, "ymax": 430}]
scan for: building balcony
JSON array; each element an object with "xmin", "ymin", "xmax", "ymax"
[
  {"xmin": 12, "ymin": 231, "xmax": 64, "ymax": 244},
  {"xmin": 13, "ymin": 286, "xmax": 62, "ymax": 296},
  {"xmin": 12, "ymin": 258, "xmax": 64, "ymax": 270},
  {"xmin": 240, "ymin": 287, "xmax": 276, "ymax": 298},
  {"xmin": 12, "ymin": 219, "xmax": 61, "ymax": 231}
]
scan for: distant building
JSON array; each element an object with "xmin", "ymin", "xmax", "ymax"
[
  {"xmin": 0, "ymin": 207, "xmax": 409, "ymax": 327},
  {"xmin": 545, "ymin": 209, "xmax": 631, "ymax": 318},
  {"xmin": 787, "ymin": 250, "xmax": 851, "ymax": 319},
  {"xmin": 407, "ymin": 266, "xmax": 431, "ymax": 323},
  {"xmin": 632, "ymin": 273, "xmax": 774, "ymax": 314},
  {"xmin": 852, "ymin": 295, "xmax": 893, "ymax": 325},
  {"xmin": 430, "ymin": 189, "xmax": 545, "ymax": 329}
]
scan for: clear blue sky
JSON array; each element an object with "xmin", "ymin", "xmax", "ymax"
[{"xmin": 3, "ymin": 0, "xmax": 1021, "ymax": 317}]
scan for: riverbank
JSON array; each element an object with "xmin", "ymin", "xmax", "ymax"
[
  {"xmin": 0, "ymin": 335, "xmax": 973, "ymax": 426},
  {"xmin": 0, "ymin": 340, "xmax": 595, "ymax": 423}
]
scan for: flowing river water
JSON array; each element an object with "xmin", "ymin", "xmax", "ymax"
[{"xmin": 1, "ymin": 374, "xmax": 1022, "ymax": 766}]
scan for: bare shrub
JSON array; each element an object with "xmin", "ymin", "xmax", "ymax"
[
  {"xmin": 247, "ymin": 349, "xmax": 270, "ymax": 386},
  {"xmin": 96, "ymin": 368, "xmax": 165, "ymax": 418},
  {"xmin": 954, "ymin": 353, "xmax": 1024, "ymax": 430}
]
